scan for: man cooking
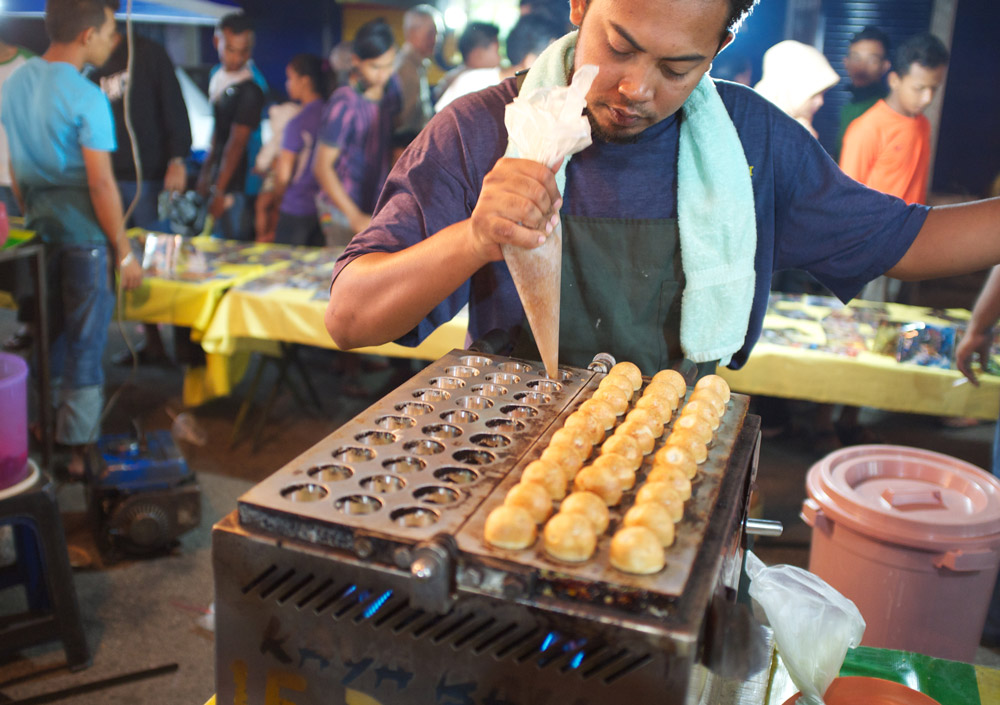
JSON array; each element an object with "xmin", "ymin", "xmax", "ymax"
[{"xmin": 325, "ymin": 0, "xmax": 999, "ymax": 377}]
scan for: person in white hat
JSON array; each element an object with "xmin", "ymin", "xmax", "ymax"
[{"xmin": 754, "ymin": 39, "xmax": 840, "ymax": 138}]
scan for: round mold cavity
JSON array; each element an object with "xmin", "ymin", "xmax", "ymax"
[
  {"xmin": 332, "ymin": 446, "xmax": 375, "ymax": 463},
  {"xmin": 414, "ymin": 485, "xmax": 462, "ymax": 505},
  {"xmin": 307, "ymin": 464, "xmax": 353, "ymax": 482},
  {"xmin": 391, "ymin": 506, "xmax": 440, "ymax": 528},
  {"xmin": 360, "ymin": 474, "xmax": 406, "ymax": 494},
  {"xmin": 500, "ymin": 404, "xmax": 539, "ymax": 419},
  {"xmin": 381, "ymin": 456, "xmax": 426, "ymax": 474},
  {"xmin": 469, "ymin": 432, "xmax": 511, "ymax": 449},
  {"xmin": 429, "ymin": 376, "xmax": 466, "ymax": 390},
  {"xmin": 395, "ymin": 401, "xmax": 433, "ymax": 416},
  {"xmin": 355, "ymin": 430, "xmax": 397, "ymax": 446},
  {"xmin": 374, "ymin": 414, "xmax": 416, "ymax": 431},
  {"xmin": 498, "ymin": 361, "xmax": 532, "ymax": 373},
  {"xmin": 485, "ymin": 372, "xmax": 520, "ymax": 385},
  {"xmin": 528, "ymin": 379, "xmax": 563, "ymax": 394},
  {"xmin": 403, "ymin": 439, "xmax": 446, "ymax": 455},
  {"xmin": 459, "ymin": 355, "xmax": 493, "ymax": 367},
  {"xmin": 434, "ymin": 467, "xmax": 481, "ymax": 485},
  {"xmin": 452, "ymin": 448, "xmax": 497, "ymax": 466},
  {"xmin": 514, "ymin": 391, "xmax": 551, "ymax": 405},
  {"xmin": 440, "ymin": 409, "xmax": 479, "ymax": 424},
  {"xmin": 471, "ymin": 383, "xmax": 508, "ymax": 397},
  {"xmin": 422, "ymin": 423, "xmax": 463, "ymax": 439},
  {"xmin": 456, "ymin": 395, "xmax": 494, "ymax": 410},
  {"xmin": 413, "ymin": 388, "xmax": 451, "ymax": 402},
  {"xmin": 485, "ymin": 417, "xmax": 525, "ymax": 432},
  {"xmin": 444, "ymin": 365, "xmax": 480, "ymax": 378},
  {"xmin": 334, "ymin": 494, "xmax": 383, "ymax": 515},
  {"xmin": 281, "ymin": 483, "xmax": 328, "ymax": 502},
  {"xmin": 549, "ymin": 368, "xmax": 575, "ymax": 381}
]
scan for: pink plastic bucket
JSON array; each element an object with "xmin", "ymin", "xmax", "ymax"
[
  {"xmin": 0, "ymin": 353, "xmax": 29, "ymax": 490},
  {"xmin": 802, "ymin": 445, "xmax": 1000, "ymax": 662}
]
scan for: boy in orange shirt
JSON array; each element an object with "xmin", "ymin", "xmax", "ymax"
[
  {"xmin": 840, "ymin": 33, "xmax": 949, "ymax": 304},
  {"xmin": 840, "ymin": 33, "xmax": 949, "ymax": 207}
]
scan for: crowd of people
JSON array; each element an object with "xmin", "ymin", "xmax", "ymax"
[{"xmin": 0, "ymin": 0, "xmax": 569, "ymax": 473}]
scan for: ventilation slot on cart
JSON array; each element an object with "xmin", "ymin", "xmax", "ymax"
[
  {"xmin": 514, "ymin": 632, "xmax": 549, "ymax": 663},
  {"xmin": 452, "ymin": 617, "xmax": 496, "ymax": 649},
  {"xmin": 278, "ymin": 573, "xmax": 316, "ymax": 605},
  {"xmin": 430, "ymin": 612, "xmax": 476, "ymax": 644},
  {"xmin": 603, "ymin": 654, "xmax": 653, "ymax": 685},
  {"xmin": 471, "ymin": 622, "xmax": 518, "ymax": 655},
  {"xmin": 315, "ymin": 583, "xmax": 358, "ymax": 616},
  {"xmin": 581, "ymin": 648, "xmax": 630, "ymax": 680},
  {"xmin": 494, "ymin": 627, "xmax": 541, "ymax": 660},
  {"xmin": 241, "ymin": 564, "xmax": 278, "ymax": 595},
  {"xmin": 259, "ymin": 569, "xmax": 296, "ymax": 599},
  {"xmin": 296, "ymin": 578, "xmax": 335, "ymax": 610},
  {"xmin": 411, "ymin": 613, "xmax": 448, "ymax": 639},
  {"xmin": 389, "ymin": 608, "xmax": 426, "ymax": 635},
  {"xmin": 536, "ymin": 633, "xmax": 587, "ymax": 670},
  {"xmin": 354, "ymin": 590, "xmax": 395, "ymax": 623},
  {"xmin": 372, "ymin": 600, "xmax": 410, "ymax": 628},
  {"xmin": 334, "ymin": 588, "xmax": 371, "ymax": 619}
]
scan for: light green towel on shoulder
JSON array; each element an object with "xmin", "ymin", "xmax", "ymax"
[{"xmin": 507, "ymin": 32, "xmax": 757, "ymax": 366}]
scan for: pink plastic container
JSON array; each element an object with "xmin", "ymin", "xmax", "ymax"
[
  {"xmin": 802, "ymin": 445, "xmax": 1000, "ymax": 663},
  {"xmin": 0, "ymin": 353, "xmax": 29, "ymax": 490}
]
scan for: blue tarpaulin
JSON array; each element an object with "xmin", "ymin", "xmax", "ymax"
[{"xmin": 1, "ymin": 0, "xmax": 240, "ymax": 25}]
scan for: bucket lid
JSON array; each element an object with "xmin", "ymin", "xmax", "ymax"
[
  {"xmin": 780, "ymin": 676, "xmax": 940, "ymax": 705},
  {"xmin": 806, "ymin": 445, "xmax": 1000, "ymax": 550}
]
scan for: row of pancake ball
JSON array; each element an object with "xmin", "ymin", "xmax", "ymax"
[{"xmin": 484, "ymin": 363, "xmax": 731, "ymax": 575}]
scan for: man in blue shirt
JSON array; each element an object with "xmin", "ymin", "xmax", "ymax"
[
  {"xmin": 326, "ymin": 0, "xmax": 1000, "ymax": 378},
  {"xmin": 1, "ymin": 0, "xmax": 142, "ymax": 477}
]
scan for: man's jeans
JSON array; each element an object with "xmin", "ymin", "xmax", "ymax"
[{"xmin": 44, "ymin": 243, "xmax": 114, "ymax": 445}]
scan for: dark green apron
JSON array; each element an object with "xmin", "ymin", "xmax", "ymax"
[{"xmin": 512, "ymin": 214, "xmax": 718, "ymax": 377}]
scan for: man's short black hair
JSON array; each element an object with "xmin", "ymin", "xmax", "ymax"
[
  {"xmin": 45, "ymin": 0, "xmax": 118, "ymax": 44},
  {"xmin": 894, "ymin": 33, "xmax": 949, "ymax": 77},
  {"xmin": 458, "ymin": 22, "xmax": 500, "ymax": 61},
  {"xmin": 507, "ymin": 14, "xmax": 562, "ymax": 66},
  {"xmin": 218, "ymin": 12, "xmax": 254, "ymax": 36},
  {"xmin": 353, "ymin": 18, "xmax": 396, "ymax": 61},
  {"xmin": 850, "ymin": 25, "xmax": 891, "ymax": 57},
  {"xmin": 581, "ymin": 0, "xmax": 758, "ymax": 38},
  {"xmin": 288, "ymin": 53, "xmax": 325, "ymax": 96},
  {"xmin": 724, "ymin": 0, "xmax": 758, "ymax": 34}
]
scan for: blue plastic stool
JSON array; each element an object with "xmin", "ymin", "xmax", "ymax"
[{"xmin": 0, "ymin": 462, "xmax": 90, "ymax": 670}]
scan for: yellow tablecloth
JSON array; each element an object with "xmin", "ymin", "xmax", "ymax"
[
  {"xmin": 0, "ymin": 222, "xmax": 36, "ymax": 309},
  {"xmin": 199, "ymin": 279, "xmax": 468, "ymax": 361},
  {"xmin": 122, "ymin": 232, "xmax": 326, "ymax": 405},
  {"xmin": 718, "ymin": 296, "xmax": 1000, "ymax": 420}
]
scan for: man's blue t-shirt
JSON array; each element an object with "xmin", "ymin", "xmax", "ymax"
[
  {"xmin": 334, "ymin": 78, "xmax": 929, "ymax": 369},
  {"xmin": 1, "ymin": 57, "xmax": 116, "ymax": 244}
]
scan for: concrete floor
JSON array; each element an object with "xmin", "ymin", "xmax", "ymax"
[{"xmin": 1, "ymin": 309, "xmax": 998, "ymax": 704}]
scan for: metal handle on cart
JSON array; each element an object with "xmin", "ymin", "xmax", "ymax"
[
  {"xmin": 744, "ymin": 518, "xmax": 784, "ymax": 537},
  {"xmin": 409, "ymin": 534, "xmax": 458, "ymax": 614},
  {"xmin": 588, "ymin": 352, "xmax": 616, "ymax": 374}
]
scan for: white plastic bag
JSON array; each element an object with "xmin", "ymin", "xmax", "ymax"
[
  {"xmin": 745, "ymin": 551, "xmax": 866, "ymax": 705},
  {"xmin": 500, "ymin": 65, "xmax": 598, "ymax": 378},
  {"xmin": 503, "ymin": 63, "xmax": 598, "ymax": 170}
]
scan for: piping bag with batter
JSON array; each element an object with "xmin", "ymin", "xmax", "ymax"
[{"xmin": 502, "ymin": 64, "xmax": 598, "ymax": 379}]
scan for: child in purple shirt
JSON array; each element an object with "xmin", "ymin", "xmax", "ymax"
[
  {"xmin": 273, "ymin": 54, "xmax": 326, "ymax": 246},
  {"xmin": 313, "ymin": 18, "xmax": 401, "ymax": 247}
]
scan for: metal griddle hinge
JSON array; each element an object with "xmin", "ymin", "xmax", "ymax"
[{"xmin": 409, "ymin": 534, "xmax": 458, "ymax": 614}]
